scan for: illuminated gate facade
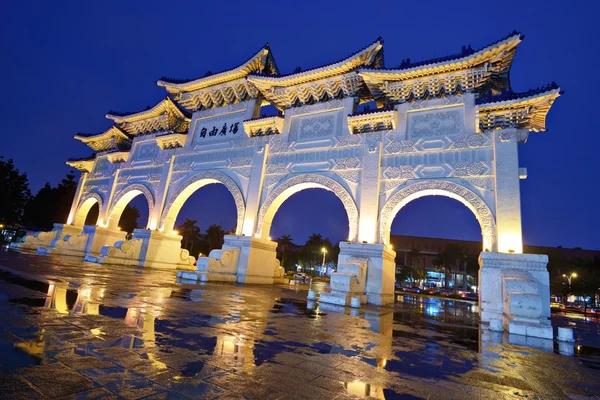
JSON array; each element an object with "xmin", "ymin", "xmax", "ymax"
[{"xmin": 25, "ymin": 33, "xmax": 561, "ymax": 337}]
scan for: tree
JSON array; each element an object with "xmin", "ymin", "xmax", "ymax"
[
  {"xmin": 277, "ymin": 235, "xmax": 293, "ymax": 270},
  {"xmin": 435, "ymin": 244, "xmax": 465, "ymax": 290},
  {"xmin": 0, "ymin": 157, "xmax": 32, "ymax": 228},
  {"xmin": 408, "ymin": 247, "xmax": 424, "ymax": 287},
  {"xmin": 119, "ymin": 205, "xmax": 140, "ymax": 237},
  {"xmin": 23, "ymin": 172, "xmax": 78, "ymax": 230},
  {"xmin": 205, "ymin": 224, "xmax": 225, "ymax": 253},
  {"xmin": 177, "ymin": 219, "xmax": 201, "ymax": 255}
]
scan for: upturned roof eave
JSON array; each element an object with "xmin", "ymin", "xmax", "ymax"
[
  {"xmin": 156, "ymin": 46, "xmax": 276, "ymax": 93},
  {"xmin": 247, "ymin": 38, "xmax": 384, "ymax": 88},
  {"xmin": 475, "ymin": 88, "xmax": 562, "ymax": 110},
  {"xmin": 105, "ymin": 97, "xmax": 190, "ymax": 123},
  {"xmin": 358, "ymin": 33, "xmax": 522, "ymax": 81}
]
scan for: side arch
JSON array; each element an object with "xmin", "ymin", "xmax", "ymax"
[
  {"xmin": 379, "ymin": 180, "xmax": 496, "ymax": 251},
  {"xmin": 160, "ymin": 171, "xmax": 245, "ymax": 234},
  {"xmin": 106, "ymin": 183, "xmax": 155, "ymax": 230},
  {"xmin": 73, "ymin": 192, "xmax": 103, "ymax": 228},
  {"xmin": 256, "ymin": 173, "xmax": 359, "ymax": 241}
]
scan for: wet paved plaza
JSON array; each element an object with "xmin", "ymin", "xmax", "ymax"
[{"xmin": 0, "ymin": 250, "xmax": 599, "ymax": 399}]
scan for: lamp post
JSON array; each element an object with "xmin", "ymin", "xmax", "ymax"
[
  {"xmin": 563, "ymin": 272, "xmax": 577, "ymax": 289},
  {"xmin": 321, "ymin": 247, "xmax": 327, "ymax": 275}
]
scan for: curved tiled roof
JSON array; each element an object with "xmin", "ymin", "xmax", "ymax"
[
  {"xmin": 106, "ymin": 96, "xmax": 191, "ymax": 122},
  {"xmin": 157, "ymin": 45, "xmax": 278, "ymax": 93},
  {"xmin": 476, "ymin": 82, "xmax": 561, "ymax": 105},
  {"xmin": 248, "ymin": 37, "xmax": 384, "ymax": 81},
  {"xmin": 393, "ymin": 31, "xmax": 523, "ymax": 71}
]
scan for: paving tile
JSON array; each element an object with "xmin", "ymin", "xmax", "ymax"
[
  {"xmin": 56, "ymin": 387, "xmax": 119, "ymax": 399},
  {"xmin": 20, "ymin": 363, "xmax": 94, "ymax": 398},
  {"xmin": 56, "ymin": 354, "xmax": 117, "ymax": 370},
  {"xmin": 0, "ymin": 374, "xmax": 45, "ymax": 399}
]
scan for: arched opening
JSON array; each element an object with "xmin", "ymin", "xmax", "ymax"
[
  {"xmin": 169, "ymin": 184, "xmax": 238, "ymax": 257},
  {"xmin": 105, "ymin": 185, "xmax": 153, "ymax": 231},
  {"xmin": 256, "ymin": 174, "xmax": 358, "ymax": 242},
  {"xmin": 84, "ymin": 203, "xmax": 99, "ymax": 226},
  {"xmin": 269, "ymin": 188, "xmax": 349, "ymax": 273},
  {"xmin": 379, "ymin": 180, "xmax": 496, "ymax": 297},
  {"xmin": 72, "ymin": 194, "xmax": 102, "ymax": 228},
  {"xmin": 160, "ymin": 172, "xmax": 244, "ymax": 235}
]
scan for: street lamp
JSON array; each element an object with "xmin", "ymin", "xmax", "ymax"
[
  {"xmin": 321, "ymin": 247, "xmax": 327, "ymax": 271},
  {"xmin": 562, "ymin": 272, "xmax": 577, "ymax": 289}
]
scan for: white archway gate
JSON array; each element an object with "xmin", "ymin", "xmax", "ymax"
[{"xmin": 34, "ymin": 34, "xmax": 559, "ymax": 337}]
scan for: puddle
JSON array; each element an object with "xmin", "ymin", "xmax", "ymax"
[{"xmin": 1, "ymin": 256, "xmax": 600, "ymax": 398}]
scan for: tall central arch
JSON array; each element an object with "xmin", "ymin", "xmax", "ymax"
[
  {"xmin": 160, "ymin": 171, "xmax": 245, "ymax": 234},
  {"xmin": 378, "ymin": 180, "xmax": 497, "ymax": 251},
  {"xmin": 256, "ymin": 173, "xmax": 359, "ymax": 241}
]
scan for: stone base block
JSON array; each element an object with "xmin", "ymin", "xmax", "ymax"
[
  {"xmin": 320, "ymin": 292, "xmax": 366, "ymax": 306},
  {"xmin": 508, "ymin": 321, "xmax": 553, "ymax": 340},
  {"xmin": 22, "ymin": 223, "xmax": 82, "ymax": 251},
  {"xmin": 223, "ymin": 235, "xmax": 280, "ymax": 284},
  {"xmin": 479, "ymin": 252, "xmax": 551, "ymax": 324},
  {"xmin": 337, "ymin": 242, "xmax": 396, "ymax": 306},
  {"xmin": 97, "ymin": 230, "xmax": 195, "ymax": 270}
]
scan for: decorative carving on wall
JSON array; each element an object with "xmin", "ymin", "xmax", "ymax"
[
  {"xmin": 263, "ymin": 174, "xmax": 285, "ymax": 187},
  {"xmin": 462, "ymin": 177, "xmax": 494, "ymax": 191},
  {"xmin": 233, "ymin": 167, "xmax": 252, "ymax": 179},
  {"xmin": 452, "ymin": 133, "xmax": 491, "ymax": 149},
  {"xmin": 382, "ymin": 166, "xmax": 416, "ymax": 180},
  {"xmin": 298, "ymin": 114, "xmax": 335, "ymax": 139},
  {"xmin": 379, "ymin": 180, "xmax": 496, "ymax": 250},
  {"xmin": 449, "ymin": 162, "xmax": 491, "ymax": 177},
  {"xmin": 149, "ymin": 173, "xmax": 162, "ymax": 182},
  {"xmin": 385, "ymin": 140, "xmax": 417, "ymax": 154},
  {"xmin": 256, "ymin": 174, "xmax": 358, "ymax": 241},
  {"xmin": 336, "ymin": 170, "xmax": 361, "ymax": 184},
  {"xmin": 333, "ymin": 157, "xmax": 361, "ymax": 170},
  {"xmin": 161, "ymin": 171, "xmax": 245, "ymax": 234},
  {"xmin": 136, "ymin": 142, "xmax": 159, "ymax": 160},
  {"xmin": 173, "ymin": 161, "xmax": 193, "ymax": 172},
  {"xmin": 408, "ymin": 108, "xmax": 462, "ymax": 138},
  {"xmin": 109, "ymin": 183, "xmax": 155, "ymax": 222},
  {"xmin": 379, "ymin": 180, "xmax": 407, "ymax": 194},
  {"xmin": 334, "ymin": 135, "xmax": 363, "ymax": 147},
  {"xmin": 266, "ymin": 163, "xmax": 289, "ymax": 174},
  {"xmin": 229, "ymin": 157, "xmax": 253, "ymax": 167}
]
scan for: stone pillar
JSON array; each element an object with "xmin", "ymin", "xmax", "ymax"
[
  {"xmin": 357, "ymin": 141, "xmax": 382, "ymax": 244},
  {"xmin": 492, "ymin": 128, "xmax": 526, "ymax": 253},
  {"xmin": 99, "ymin": 169, "xmax": 121, "ymax": 227},
  {"xmin": 66, "ymin": 172, "xmax": 88, "ymax": 225},
  {"xmin": 149, "ymin": 155, "xmax": 175, "ymax": 230},
  {"xmin": 241, "ymin": 146, "xmax": 268, "ymax": 237}
]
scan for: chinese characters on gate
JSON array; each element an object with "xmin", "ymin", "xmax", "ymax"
[{"xmin": 198, "ymin": 122, "xmax": 240, "ymax": 139}]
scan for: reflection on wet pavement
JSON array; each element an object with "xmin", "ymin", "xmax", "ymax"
[{"xmin": 0, "ymin": 250, "xmax": 599, "ymax": 399}]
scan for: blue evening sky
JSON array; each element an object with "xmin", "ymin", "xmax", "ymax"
[{"xmin": 1, "ymin": 1, "xmax": 598, "ymax": 249}]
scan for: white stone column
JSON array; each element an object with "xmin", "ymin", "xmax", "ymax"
[
  {"xmin": 242, "ymin": 146, "xmax": 268, "ymax": 237},
  {"xmin": 66, "ymin": 172, "xmax": 88, "ymax": 225},
  {"xmin": 150, "ymin": 155, "xmax": 175, "ymax": 230},
  {"xmin": 99, "ymin": 169, "xmax": 120, "ymax": 227},
  {"xmin": 357, "ymin": 141, "xmax": 382, "ymax": 244},
  {"xmin": 492, "ymin": 128, "xmax": 525, "ymax": 253}
]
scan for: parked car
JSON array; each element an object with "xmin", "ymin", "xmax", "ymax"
[
  {"xmin": 460, "ymin": 292, "xmax": 478, "ymax": 301},
  {"xmin": 550, "ymin": 302, "xmax": 566, "ymax": 312},
  {"xmin": 292, "ymin": 273, "xmax": 309, "ymax": 283}
]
